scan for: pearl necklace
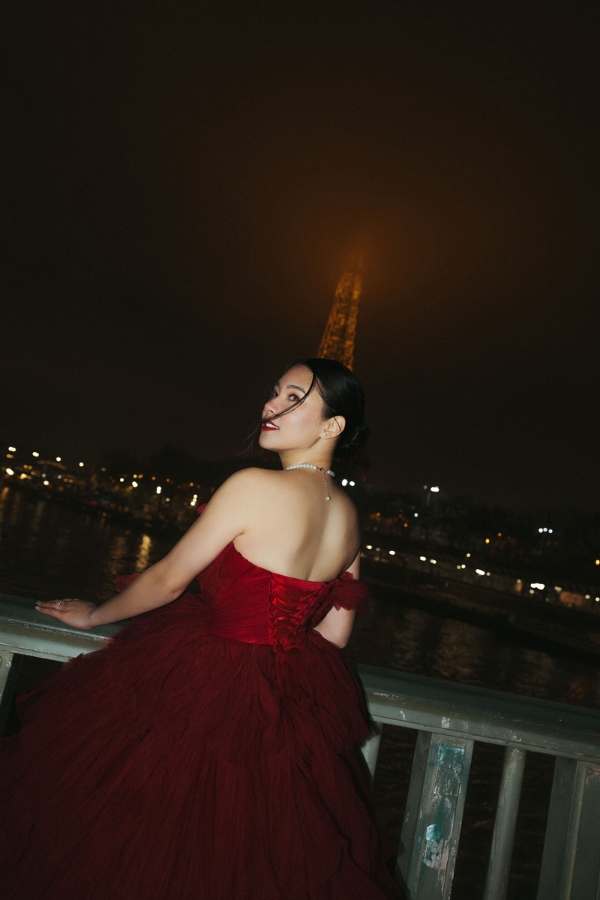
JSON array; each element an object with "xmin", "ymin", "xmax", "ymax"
[{"xmin": 284, "ymin": 463, "xmax": 335, "ymax": 501}]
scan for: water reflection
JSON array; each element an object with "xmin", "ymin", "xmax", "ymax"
[
  {"xmin": 0, "ymin": 488, "xmax": 168, "ymax": 603},
  {"xmin": 348, "ymin": 589, "xmax": 600, "ymax": 710},
  {"xmin": 135, "ymin": 534, "xmax": 153, "ymax": 572}
]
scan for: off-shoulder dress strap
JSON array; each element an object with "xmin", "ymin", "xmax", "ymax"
[{"xmin": 329, "ymin": 574, "xmax": 369, "ymax": 614}]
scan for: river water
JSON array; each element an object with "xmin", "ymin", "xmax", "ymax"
[{"xmin": 1, "ymin": 485, "xmax": 598, "ymax": 899}]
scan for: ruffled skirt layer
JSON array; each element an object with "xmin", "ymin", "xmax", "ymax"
[{"xmin": 0, "ymin": 594, "xmax": 402, "ymax": 899}]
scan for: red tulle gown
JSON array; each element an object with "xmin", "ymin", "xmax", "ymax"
[{"xmin": 0, "ymin": 515, "xmax": 403, "ymax": 899}]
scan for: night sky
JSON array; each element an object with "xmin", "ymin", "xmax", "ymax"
[{"xmin": 2, "ymin": 1, "xmax": 599, "ymax": 509}]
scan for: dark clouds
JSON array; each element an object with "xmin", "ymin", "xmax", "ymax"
[{"xmin": 1, "ymin": 1, "xmax": 599, "ymax": 507}]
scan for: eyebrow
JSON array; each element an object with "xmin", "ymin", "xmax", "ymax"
[{"xmin": 274, "ymin": 381, "xmax": 308, "ymax": 395}]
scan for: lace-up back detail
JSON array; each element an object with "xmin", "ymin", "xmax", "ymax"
[{"xmin": 194, "ymin": 541, "xmax": 368, "ymax": 651}]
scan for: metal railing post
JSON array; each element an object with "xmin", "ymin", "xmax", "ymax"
[
  {"xmin": 483, "ymin": 746, "xmax": 527, "ymax": 900},
  {"xmin": 0, "ymin": 649, "xmax": 19, "ymax": 735},
  {"xmin": 537, "ymin": 757, "xmax": 600, "ymax": 900},
  {"xmin": 397, "ymin": 730, "xmax": 474, "ymax": 900},
  {"xmin": 360, "ymin": 723, "xmax": 383, "ymax": 783}
]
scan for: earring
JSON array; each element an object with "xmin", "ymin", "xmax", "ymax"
[{"xmin": 322, "ymin": 432, "xmax": 327, "ymax": 437}]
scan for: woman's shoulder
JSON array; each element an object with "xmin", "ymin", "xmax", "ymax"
[
  {"xmin": 220, "ymin": 466, "xmax": 282, "ymax": 493},
  {"xmin": 218, "ymin": 466, "xmax": 358, "ymax": 526},
  {"xmin": 211, "ymin": 467, "xmax": 283, "ymax": 512}
]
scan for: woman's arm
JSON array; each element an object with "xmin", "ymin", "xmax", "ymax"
[
  {"xmin": 312, "ymin": 550, "xmax": 360, "ymax": 648},
  {"xmin": 312, "ymin": 606, "xmax": 356, "ymax": 649},
  {"xmin": 36, "ymin": 470, "xmax": 263, "ymax": 629}
]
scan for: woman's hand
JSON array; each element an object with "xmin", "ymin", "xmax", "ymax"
[{"xmin": 35, "ymin": 598, "xmax": 98, "ymax": 631}]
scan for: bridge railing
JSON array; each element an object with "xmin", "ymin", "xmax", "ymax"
[{"xmin": 1, "ymin": 591, "xmax": 600, "ymax": 900}]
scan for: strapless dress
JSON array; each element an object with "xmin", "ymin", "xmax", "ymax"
[{"xmin": 0, "ymin": 523, "xmax": 403, "ymax": 899}]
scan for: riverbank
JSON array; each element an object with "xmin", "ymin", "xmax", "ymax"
[{"xmin": 361, "ymin": 556, "xmax": 600, "ymax": 663}]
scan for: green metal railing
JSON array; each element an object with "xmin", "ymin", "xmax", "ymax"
[{"xmin": 2, "ymin": 590, "xmax": 600, "ymax": 899}]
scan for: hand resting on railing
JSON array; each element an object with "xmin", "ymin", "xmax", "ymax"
[{"xmin": 35, "ymin": 597, "xmax": 99, "ymax": 630}]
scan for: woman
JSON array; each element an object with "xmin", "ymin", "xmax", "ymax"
[{"xmin": 0, "ymin": 358, "xmax": 403, "ymax": 900}]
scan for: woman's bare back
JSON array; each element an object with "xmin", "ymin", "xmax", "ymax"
[{"xmin": 232, "ymin": 468, "xmax": 361, "ymax": 582}]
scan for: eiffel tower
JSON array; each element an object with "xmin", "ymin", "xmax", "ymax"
[{"xmin": 317, "ymin": 256, "xmax": 363, "ymax": 370}]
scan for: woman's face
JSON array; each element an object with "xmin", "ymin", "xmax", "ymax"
[{"xmin": 259, "ymin": 364, "xmax": 332, "ymax": 453}]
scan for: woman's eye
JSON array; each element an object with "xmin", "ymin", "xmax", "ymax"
[{"xmin": 288, "ymin": 393, "xmax": 299, "ymax": 402}]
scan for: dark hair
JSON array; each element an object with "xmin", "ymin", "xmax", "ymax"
[{"xmin": 276, "ymin": 357, "xmax": 370, "ymax": 460}]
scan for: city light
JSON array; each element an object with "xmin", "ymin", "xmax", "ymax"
[
  {"xmin": 79, "ymin": 462, "xmax": 84, "ymax": 467},
  {"xmin": 476, "ymin": 569, "xmax": 485, "ymax": 576},
  {"xmin": 414, "ymin": 513, "xmax": 418, "ymax": 517},
  {"xmin": 365, "ymin": 544, "xmax": 372, "ymax": 549},
  {"xmin": 341, "ymin": 478, "xmax": 348, "ymax": 486},
  {"xmin": 190, "ymin": 494, "xmax": 198, "ymax": 507},
  {"xmin": 430, "ymin": 486, "xmax": 440, "ymax": 493},
  {"xmin": 485, "ymin": 538, "xmax": 490, "ymax": 544},
  {"xmin": 430, "ymin": 559, "xmax": 437, "ymax": 565},
  {"xmin": 8, "ymin": 446, "xmax": 16, "ymax": 452},
  {"xmin": 32, "ymin": 451, "xmax": 39, "ymax": 458},
  {"xmin": 156, "ymin": 486, "xmax": 162, "ymax": 494},
  {"xmin": 43, "ymin": 480, "xmax": 50, "ymax": 486},
  {"xmin": 6, "ymin": 453, "xmax": 13, "ymax": 458},
  {"xmin": 5, "ymin": 468, "xmax": 14, "ymax": 476},
  {"xmin": 389, "ymin": 550, "xmax": 395, "ymax": 556},
  {"xmin": 119, "ymin": 478, "xmax": 125, "ymax": 483},
  {"xmin": 56, "ymin": 457, "xmax": 61, "ymax": 462},
  {"xmin": 596, "ymin": 560, "xmax": 600, "ymax": 566},
  {"xmin": 531, "ymin": 582, "xmax": 545, "ymax": 590},
  {"xmin": 349, "ymin": 480, "xmax": 355, "ymax": 486},
  {"xmin": 420, "ymin": 556, "xmax": 426, "ymax": 561},
  {"xmin": 132, "ymin": 481, "xmax": 138, "ymax": 488}
]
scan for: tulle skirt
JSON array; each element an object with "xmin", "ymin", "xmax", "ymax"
[{"xmin": 0, "ymin": 593, "xmax": 403, "ymax": 899}]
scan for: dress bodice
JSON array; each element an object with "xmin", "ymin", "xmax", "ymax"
[
  {"xmin": 197, "ymin": 541, "xmax": 367, "ymax": 653},
  {"xmin": 115, "ymin": 503, "xmax": 368, "ymax": 654}
]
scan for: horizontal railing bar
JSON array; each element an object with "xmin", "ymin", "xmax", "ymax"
[
  {"xmin": 359, "ymin": 664, "xmax": 600, "ymax": 763},
  {"xmin": 367, "ymin": 709, "xmax": 600, "ymax": 764}
]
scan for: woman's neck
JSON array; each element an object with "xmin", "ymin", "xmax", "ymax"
[{"xmin": 279, "ymin": 450, "xmax": 334, "ymax": 472}]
